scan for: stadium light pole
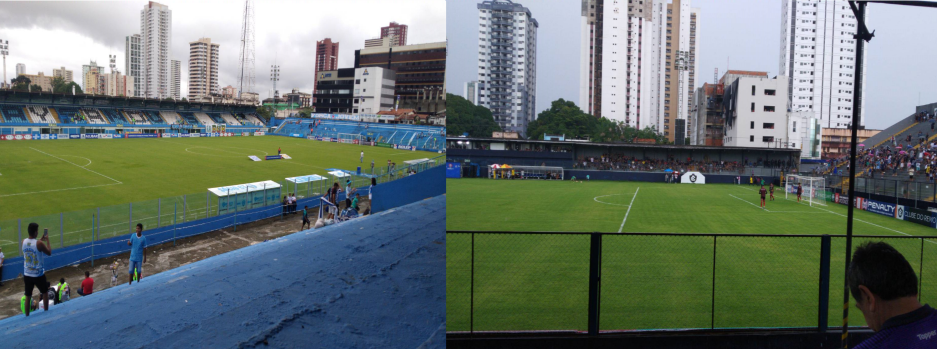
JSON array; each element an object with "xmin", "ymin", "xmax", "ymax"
[
  {"xmin": 842, "ymin": 2, "xmax": 873, "ymax": 348},
  {"xmin": 0, "ymin": 39, "xmax": 8, "ymax": 89}
]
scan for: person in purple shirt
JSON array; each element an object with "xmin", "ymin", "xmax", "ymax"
[{"xmin": 849, "ymin": 241, "xmax": 937, "ymax": 349}]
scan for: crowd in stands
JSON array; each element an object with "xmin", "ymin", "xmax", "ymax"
[
  {"xmin": 572, "ymin": 155, "xmax": 797, "ymax": 174},
  {"xmin": 829, "ymin": 139, "xmax": 937, "ymax": 182}
]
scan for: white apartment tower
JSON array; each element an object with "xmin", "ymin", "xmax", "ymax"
[
  {"xmin": 140, "ymin": 1, "xmax": 172, "ymax": 99},
  {"xmin": 187, "ymin": 38, "xmax": 219, "ymax": 99},
  {"xmin": 477, "ymin": 0, "xmax": 538, "ymax": 138},
  {"xmin": 779, "ymin": 0, "xmax": 865, "ymax": 129},
  {"xmin": 171, "ymin": 59, "xmax": 181, "ymax": 100},
  {"xmin": 580, "ymin": 0, "xmax": 699, "ymax": 142},
  {"xmin": 15, "ymin": 63, "xmax": 24, "ymax": 77},
  {"xmin": 125, "ymin": 34, "xmax": 143, "ymax": 97}
]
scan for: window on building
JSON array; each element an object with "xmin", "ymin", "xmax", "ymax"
[
  {"xmin": 751, "ymin": 103, "xmax": 755, "ymax": 112},
  {"xmin": 763, "ymin": 123, "xmax": 775, "ymax": 129},
  {"xmin": 752, "ymin": 86, "xmax": 756, "ymax": 96},
  {"xmin": 764, "ymin": 89, "xmax": 776, "ymax": 96},
  {"xmin": 750, "ymin": 135, "xmax": 755, "ymax": 142},
  {"xmin": 751, "ymin": 121, "xmax": 755, "ymax": 129},
  {"xmin": 764, "ymin": 106, "xmax": 775, "ymax": 112},
  {"xmin": 763, "ymin": 136, "xmax": 774, "ymax": 143}
]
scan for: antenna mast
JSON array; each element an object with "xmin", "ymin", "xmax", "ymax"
[{"xmin": 237, "ymin": 0, "xmax": 255, "ymax": 99}]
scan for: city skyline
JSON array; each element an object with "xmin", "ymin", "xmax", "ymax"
[
  {"xmin": 447, "ymin": 0, "xmax": 937, "ymax": 131},
  {"xmin": 0, "ymin": 0, "xmax": 444, "ymax": 100}
]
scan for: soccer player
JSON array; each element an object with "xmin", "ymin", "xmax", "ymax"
[
  {"xmin": 278, "ymin": 147, "xmax": 281, "ymax": 155},
  {"xmin": 759, "ymin": 185, "xmax": 767, "ymax": 208},
  {"xmin": 126, "ymin": 223, "xmax": 147, "ymax": 285},
  {"xmin": 360, "ymin": 151, "xmax": 364, "ymax": 163},
  {"xmin": 769, "ymin": 183, "xmax": 775, "ymax": 201},
  {"xmin": 797, "ymin": 183, "xmax": 803, "ymax": 202}
]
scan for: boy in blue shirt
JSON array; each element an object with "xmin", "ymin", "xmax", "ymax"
[{"xmin": 126, "ymin": 223, "xmax": 147, "ymax": 285}]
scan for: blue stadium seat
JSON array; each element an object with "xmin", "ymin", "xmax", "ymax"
[
  {"xmin": 0, "ymin": 105, "xmax": 29, "ymax": 123},
  {"xmin": 176, "ymin": 111, "xmax": 201, "ymax": 125},
  {"xmin": 99, "ymin": 108, "xmax": 127, "ymax": 124},
  {"xmin": 207, "ymin": 113, "xmax": 226, "ymax": 124}
]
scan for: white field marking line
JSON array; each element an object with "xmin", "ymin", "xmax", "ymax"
[
  {"xmin": 159, "ymin": 139, "xmax": 270, "ymax": 157},
  {"xmin": 58, "ymin": 155, "xmax": 92, "ymax": 167},
  {"xmin": 618, "ymin": 187, "xmax": 640, "ymax": 233},
  {"xmin": 0, "ymin": 183, "xmax": 121, "ymax": 198},
  {"xmin": 30, "ymin": 147, "xmax": 122, "ymax": 184},
  {"xmin": 782, "ymin": 197, "xmax": 926, "ymax": 240},
  {"xmin": 593, "ymin": 194, "xmax": 632, "ymax": 207},
  {"xmin": 729, "ymin": 194, "xmax": 768, "ymax": 211}
]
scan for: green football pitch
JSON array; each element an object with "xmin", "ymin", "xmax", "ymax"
[
  {"xmin": 446, "ymin": 178, "xmax": 937, "ymax": 332},
  {"xmin": 0, "ymin": 136, "xmax": 440, "ymax": 256}
]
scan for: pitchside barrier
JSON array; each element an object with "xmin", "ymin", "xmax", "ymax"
[
  {"xmin": 0, "ymin": 158, "xmax": 445, "ymax": 283},
  {"xmin": 446, "ymin": 231, "xmax": 937, "ymax": 335}
]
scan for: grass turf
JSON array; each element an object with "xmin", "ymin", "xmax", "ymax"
[
  {"xmin": 446, "ymin": 178, "xmax": 937, "ymax": 332},
  {"xmin": 0, "ymin": 136, "xmax": 440, "ymax": 255}
]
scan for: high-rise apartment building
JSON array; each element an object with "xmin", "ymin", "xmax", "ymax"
[
  {"xmin": 314, "ymin": 38, "xmax": 339, "ymax": 104},
  {"xmin": 355, "ymin": 41, "xmax": 447, "ymax": 114},
  {"xmin": 722, "ymin": 75, "xmax": 790, "ymax": 148},
  {"xmin": 15, "ymin": 63, "xmax": 24, "ymax": 77},
  {"xmin": 464, "ymin": 81, "xmax": 479, "ymax": 105},
  {"xmin": 171, "ymin": 59, "xmax": 181, "ymax": 100},
  {"xmin": 187, "ymin": 38, "xmax": 219, "ymax": 99},
  {"xmin": 82, "ymin": 60, "xmax": 104, "ymax": 93},
  {"xmin": 365, "ymin": 36, "xmax": 398, "ymax": 48},
  {"xmin": 779, "ymin": 0, "xmax": 864, "ymax": 129},
  {"xmin": 53, "ymin": 66, "xmax": 73, "ymax": 83},
  {"xmin": 477, "ymin": 0, "xmax": 538, "ymax": 137},
  {"xmin": 380, "ymin": 22, "xmax": 408, "ymax": 47},
  {"xmin": 580, "ymin": 0, "xmax": 699, "ymax": 142},
  {"xmin": 125, "ymin": 34, "xmax": 142, "ymax": 97},
  {"xmin": 140, "ymin": 1, "xmax": 172, "ymax": 99}
]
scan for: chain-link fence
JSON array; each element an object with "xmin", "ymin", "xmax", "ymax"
[{"xmin": 446, "ymin": 231, "xmax": 937, "ymax": 334}]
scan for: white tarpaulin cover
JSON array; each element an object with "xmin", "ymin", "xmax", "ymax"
[
  {"xmin": 328, "ymin": 171, "xmax": 349, "ymax": 178},
  {"xmin": 209, "ymin": 180, "xmax": 281, "ymax": 197},
  {"xmin": 403, "ymin": 158, "xmax": 431, "ymax": 165},
  {"xmin": 680, "ymin": 171, "xmax": 706, "ymax": 184},
  {"xmin": 285, "ymin": 174, "xmax": 326, "ymax": 184}
]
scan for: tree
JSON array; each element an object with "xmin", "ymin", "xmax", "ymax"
[
  {"xmin": 526, "ymin": 99, "xmax": 599, "ymax": 140},
  {"xmin": 181, "ymin": 97, "xmax": 188, "ymax": 102},
  {"xmin": 255, "ymin": 105, "xmax": 273, "ymax": 122},
  {"xmin": 446, "ymin": 93, "xmax": 501, "ymax": 137},
  {"xmin": 11, "ymin": 76, "xmax": 31, "ymax": 91},
  {"xmin": 29, "ymin": 84, "xmax": 42, "ymax": 92},
  {"xmin": 51, "ymin": 77, "xmax": 84, "ymax": 94}
]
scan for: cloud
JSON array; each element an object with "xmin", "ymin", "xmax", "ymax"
[{"xmin": 0, "ymin": 0, "xmax": 445, "ymax": 98}]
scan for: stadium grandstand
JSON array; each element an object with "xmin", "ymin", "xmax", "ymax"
[
  {"xmin": 0, "ymin": 90, "xmax": 265, "ymax": 138},
  {"xmin": 272, "ymin": 115, "xmax": 446, "ymax": 152}
]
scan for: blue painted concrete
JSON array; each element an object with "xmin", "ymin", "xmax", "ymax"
[{"xmin": 0, "ymin": 195, "xmax": 446, "ymax": 349}]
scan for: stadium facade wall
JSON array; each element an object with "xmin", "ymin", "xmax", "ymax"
[
  {"xmin": 564, "ymin": 170, "xmax": 779, "ymax": 185},
  {"xmin": 0, "ymin": 165, "xmax": 444, "ymax": 283}
]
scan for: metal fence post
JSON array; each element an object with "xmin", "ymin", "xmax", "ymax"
[
  {"xmin": 920, "ymin": 238, "xmax": 925, "ymax": 303},
  {"xmin": 17, "ymin": 219, "xmax": 21, "ymax": 247},
  {"xmin": 183, "ymin": 195, "xmax": 188, "ymax": 223},
  {"xmin": 711, "ymin": 235, "xmax": 718, "ymax": 329},
  {"xmin": 91, "ymin": 214, "xmax": 94, "ymax": 268},
  {"xmin": 158, "ymin": 198, "xmax": 161, "ymax": 228},
  {"xmin": 129, "ymin": 202, "xmax": 133, "ymax": 234},
  {"xmin": 206, "ymin": 191, "xmax": 210, "ymax": 219},
  {"xmin": 818, "ymin": 235, "xmax": 831, "ymax": 332},
  {"xmin": 173, "ymin": 203, "xmax": 177, "ymax": 246},
  {"xmin": 587, "ymin": 233, "xmax": 602, "ymax": 335},
  {"xmin": 234, "ymin": 191, "xmax": 238, "ymax": 232},
  {"xmin": 470, "ymin": 232, "xmax": 475, "ymax": 334},
  {"xmin": 60, "ymin": 213, "xmax": 64, "ymax": 248}
]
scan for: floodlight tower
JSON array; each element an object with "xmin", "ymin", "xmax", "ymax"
[
  {"xmin": 0, "ymin": 39, "xmax": 8, "ymax": 89},
  {"xmin": 271, "ymin": 64, "xmax": 280, "ymax": 99}
]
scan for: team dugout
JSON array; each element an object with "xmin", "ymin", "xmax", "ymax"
[{"xmin": 447, "ymin": 137, "xmax": 801, "ymax": 178}]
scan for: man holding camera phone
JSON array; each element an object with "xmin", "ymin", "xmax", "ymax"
[{"xmin": 22, "ymin": 223, "xmax": 52, "ymax": 316}]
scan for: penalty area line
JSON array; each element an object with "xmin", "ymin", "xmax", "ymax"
[{"xmin": 618, "ymin": 187, "xmax": 640, "ymax": 233}]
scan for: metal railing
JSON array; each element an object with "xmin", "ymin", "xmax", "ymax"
[
  {"xmin": 826, "ymin": 174, "xmax": 937, "ymax": 203},
  {"xmin": 446, "ymin": 231, "xmax": 937, "ymax": 335}
]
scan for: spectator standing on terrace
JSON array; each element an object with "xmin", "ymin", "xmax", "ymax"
[
  {"xmin": 126, "ymin": 223, "xmax": 147, "ymax": 285},
  {"xmin": 22, "ymin": 223, "xmax": 52, "ymax": 316},
  {"xmin": 849, "ymin": 242, "xmax": 937, "ymax": 349},
  {"xmin": 77, "ymin": 271, "xmax": 93, "ymax": 296},
  {"xmin": 301, "ymin": 206, "xmax": 311, "ymax": 230}
]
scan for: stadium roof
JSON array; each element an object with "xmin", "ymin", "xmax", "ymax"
[{"xmin": 448, "ymin": 137, "xmax": 802, "ymax": 153}]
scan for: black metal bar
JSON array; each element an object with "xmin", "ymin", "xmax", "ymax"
[
  {"xmin": 588, "ymin": 233, "xmax": 602, "ymax": 335},
  {"xmin": 711, "ymin": 235, "xmax": 717, "ymax": 330},
  {"xmin": 920, "ymin": 238, "xmax": 925, "ymax": 303},
  {"xmin": 819, "ymin": 235, "xmax": 832, "ymax": 333},
  {"xmin": 843, "ymin": 2, "xmax": 870, "ymax": 348},
  {"xmin": 446, "ymin": 230, "xmax": 937, "ymax": 239},
  {"xmin": 470, "ymin": 231, "xmax": 475, "ymax": 334}
]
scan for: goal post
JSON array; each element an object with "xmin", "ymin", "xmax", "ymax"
[
  {"xmin": 785, "ymin": 175, "xmax": 827, "ymax": 206},
  {"xmin": 337, "ymin": 133, "xmax": 366, "ymax": 145},
  {"xmin": 489, "ymin": 165, "xmax": 564, "ymax": 180}
]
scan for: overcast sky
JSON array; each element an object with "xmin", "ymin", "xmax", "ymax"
[
  {"xmin": 446, "ymin": 0, "xmax": 937, "ymax": 130},
  {"xmin": 0, "ymin": 0, "xmax": 445, "ymax": 99}
]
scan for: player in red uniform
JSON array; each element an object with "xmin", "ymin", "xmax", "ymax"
[
  {"xmin": 769, "ymin": 183, "xmax": 775, "ymax": 201},
  {"xmin": 796, "ymin": 183, "xmax": 803, "ymax": 202},
  {"xmin": 759, "ymin": 185, "xmax": 768, "ymax": 208}
]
